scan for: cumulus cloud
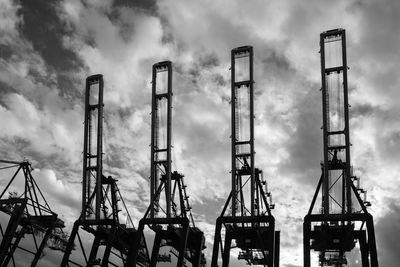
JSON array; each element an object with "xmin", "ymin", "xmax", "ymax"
[{"xmin": 1, "ymin": 0, "xmax": 399, "ymax": 266}]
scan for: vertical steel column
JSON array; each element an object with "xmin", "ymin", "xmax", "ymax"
[
  {"xmin": 150, "ymin": 61, "xmax": 172, "ymax": 219},
  {"xmin": 230, "ymin": 51, "xmax": 236, "ymax": 217},
  {"xmin": 341, "ymin": 32, "xmax": 352, "ymax": 214},
  {"xmin": 366, "ymin": 214, "xmax": 379, "ymax": 267},
  {"xmin": 166, "ymin": 62, "xmax": 172, "ymax": 219},
  {"xmin": 82, "ymin": 74, "xmax": 104, "ymax": 221},
  {"xmin": 0, "ymin": 201, "xmax": 26, "ymax": 265},
  {"xmin": 249, "ymin": 47, "xmax": 255, "ymax": 217},
  {"xmin": 231, "ymin": 46, "xmax": 255, "ymax": 216},
  {"xmin": 274, "ymin": 231, "xmax": 280, "ymax": 267},
  {"xmin": 3, "ymin": 226, "xmax": 26, "ymax": 266},
  {"xmin": 320, "ymin": 29, "xmax": 351, "ymax": 215},
  {"xmin": 96, "ymin": 78, "xmax": 104, "ymax": 220},
  {"xmin": 176, "ymin": 222, "xmax": 189, "ymax": 267},
  {"xmin": 303, "ymin": 218, "xmax": 311, "ymax": 267},
  {"xmin": 30, "ymin": 221, "xmax": 55, "ymax": 267},
  {"xmin": 211, "ymin": 219, "xmax": 222, "ymax": 267},
  {"xmin": 320, "ymin": 33, "xmax": 329, "ymax": 215},
  {"xmin": 150, "ymin": 65, "xmax": 156, "ymax": 219},
  {"xmin": 88, "ymin": 236, "xmax": 101, "ymax": 264}
]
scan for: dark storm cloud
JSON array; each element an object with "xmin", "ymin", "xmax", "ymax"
[
  {"xmin": 199, "ymin": 52, "xmax": 220, "ymax": 69},
  {"xmin": 105, "ymin": 143, "xmax": 134, "ymax": 169},
  {"xmin": 157, "ymin": 0, "xmax": 272, "ymax": 61},
  {"xmin": 376, "ymin": 127, "xmax": 400, "ymax": 164},
  {"xmin": 113, "ymin": 0, "xmax": 157, "ymax": 14},
  {"xmin": 214, "ymin": 73, "xmax": 227, "ymax": 87},
  {"xmin": 180, "ymin": 52, "xmax": 222, "ymax": 88},
  {"xmin": 0, "ymin": 43, "xmax": 14, "ymax": 61},
  {"xmin": 279, "ymin": 85, "xmax": 323, "ymax": 185},
  {"xmin": 350, "ymin": 0, "xmax": 400, "ymax": 103},
  {"xmin": 18, "ymin": 1, "xmax": 82, "ymax": 71},
  {"xmin": 350, "ymin": 105, "xmax": 400, "ymax": 166},
  {"xmin": 0, "ymin": 137, "xmax": 30, "ymax": 161},
  {"xmin": 351, "ymin": 103, "xmax": 376, "ymax": 118},
  {"xmin": 193, "ymin": 198, "xmax": 228, "ymax": 224},
  {"xmin": 356, "ymin": 0, "xmax": 400, "ymax": 64},
  {"xmin": 18, "ymin": 0, "xmax": 84, "ymax": 97},
  {"xmin": 261, "ymin": 50, "xmax": 291, "ymax": 73},
  {"xmin": 253, "ymin": 41, "xmax": 323, "ymax": 186},
  {"xmin": 108, "ymin": 3, "xmax": 158, "ymax": 43},
  {"xmin": 375, "ymin": 202, "xmax": 400, "ymax": 267},
  {"xmin": 0, "ymin": 80, "xmax": 17, "ymax": 99}
]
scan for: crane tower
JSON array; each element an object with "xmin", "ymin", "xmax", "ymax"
[
  {"xmin": 0, "ymin": 160, "xmax": 67, "ymax": 266},
  {"xmin": 60, "ymin": 75, "xmax": 149, "ymax": 267},
  {"xmin": 303, "ymin": 29, "xmax": 379, "ymax": 267},
  {"xmin": 127, "ymin": 61, "xmax": 206, "ymax": 267},
  {"xmin": 211, "ymin": 46, "xmax": 280, "ymax": 267}
]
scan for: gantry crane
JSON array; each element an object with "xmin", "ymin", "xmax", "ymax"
[
  {"xmin": 127, "ymin": 61, "xmax": 206, "ymax": 267},
  {"xmin": 303, "ymin": 29, "xmax": 379, "ymax": 267},
  {"xmin": 211, "ymin": 46, "xmax": 280, "ymax": 267},
  {"xmin": 0, "ymin": 159, "xmax": 68, "ymax": 266},
  {"xmin": 60, "ymin": 74, "xmax": 149, "ymax": 267}
]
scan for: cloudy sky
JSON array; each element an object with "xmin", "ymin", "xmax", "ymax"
[{"xmin": 0, "ymin": 0, "xmax": 399, "ymax": 266}]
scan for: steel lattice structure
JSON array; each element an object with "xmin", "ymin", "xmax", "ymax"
[
  {"xmin": 211, "ymin": 46, "xmax": 280, "ymax": 267},
  {"xmin": 60, "ymin": 74, "xmax": 149, "ymax": 267},
  {"xmin": 0, "ymin": 159, "xmax": 67, "ymax": 267},
  {"xmin": 303, "ymin": 29, "xmax": 379, "ymax": 267},
  {"xmin": 127, "ymin": 61, "xmax": 206, "ymax": 267}
]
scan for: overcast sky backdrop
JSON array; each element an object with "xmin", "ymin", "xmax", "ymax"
[{"xmin": 0, "ymin": 0, "xmax": 400, "ymax": 266}]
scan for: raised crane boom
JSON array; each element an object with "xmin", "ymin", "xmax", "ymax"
[
  {"xmin": 211, "ymin": 46, "xmax": 280, "ymax": 267},
  {"xmin": 60, "ymin": 75, "xmax": 149, "ymax": 267},
  {"xmin": 127, "ymin": 61, "xmax": 206, "ymax": 267},
  {"xmin": 303, "ymin": 28, "xmax": 379, "ymax": 267}
]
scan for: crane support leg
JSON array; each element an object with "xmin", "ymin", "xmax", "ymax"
[{"xmin": 0, "ymin": 202, "xmax": 26, "ymax": 265}]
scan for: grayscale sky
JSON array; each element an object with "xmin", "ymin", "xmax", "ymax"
[{"xmin": 0, "ymin": 0, "xmax": 399, "ymax": 266}]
